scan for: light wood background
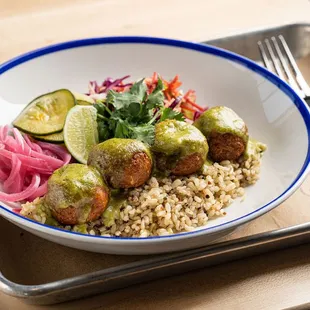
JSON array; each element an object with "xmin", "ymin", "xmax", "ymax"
[{"xmin": 1, "ymin": 0, "xmax": 310, "ymax": 309}]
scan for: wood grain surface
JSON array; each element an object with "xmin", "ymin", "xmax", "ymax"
[{"xmin": 0, "ymin": 0, "xmax": 310, "ymax": 309}]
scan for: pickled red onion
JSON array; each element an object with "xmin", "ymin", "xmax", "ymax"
[
  {"xmin": 0, "ymin": 168, "xmax": 8, "ymax": 181},
  {"xmin": 37, "ymin": 141, "xmax": 71, "ymax": 164},
  {"xmin": 3, "ymin": 154, "xmax": 21, "ymax": 192},
  {"xmin": 0, "ymin": 173, "xmax": 40, "ymax": 202},
  {"xmin": 0, "ymin": 125, "xmax": 71, "ymax": 205}
]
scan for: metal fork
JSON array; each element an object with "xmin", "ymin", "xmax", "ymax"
[{"xmin": 258, "ymin": 35, "xmax": 310, "ymax": 104}]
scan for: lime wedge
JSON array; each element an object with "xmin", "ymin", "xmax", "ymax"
[
  {"xmin": 64, "ymin": 105, "xmax": 98, "ymax": 164},
  {"xmin": 72, "ymin": 91, "xmax": 95, "ymax": 105}
]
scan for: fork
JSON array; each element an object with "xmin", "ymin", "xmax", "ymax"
[{"xmin": 257, "ymin": 35, "xmax": 310, "ymax": 105}]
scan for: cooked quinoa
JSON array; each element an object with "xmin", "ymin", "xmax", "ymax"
[{"xmin": 21, "ymin": 153, "xmax": 262, "ymax": 238}]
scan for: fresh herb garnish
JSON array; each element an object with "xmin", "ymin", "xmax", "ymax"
[
  {"xmin": 159, "ymin": 107, "xmax": 185, "ymax": 122},
  {"xmin": 94, "ymin": 78, "xmax": 184, "ymax": 145}
]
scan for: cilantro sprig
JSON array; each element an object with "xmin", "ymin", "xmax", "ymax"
[{"xmin": 94, "ymin": 78, "xmax": 184, "ymax": 145}]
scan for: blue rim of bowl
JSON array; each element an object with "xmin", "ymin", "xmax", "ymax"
[{"xmin": 0, "ymin": 36, "xmax": 309, "ymax": 242}]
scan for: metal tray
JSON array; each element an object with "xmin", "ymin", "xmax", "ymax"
[{"xmin": 1, "ymin": 22, "xmax": 310, "ymax": 305}]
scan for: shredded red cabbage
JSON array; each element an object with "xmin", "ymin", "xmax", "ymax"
[
  {"xmin": 87, "ymin": 75, "xmax": 132, "ymax": 95},
  {"xmin": 193, "ymin": 111, "xmax": 202, "ymax": 121},
  {"xmin": 169, "ymin": 96, "xmax": 183, "ymax": 110}
]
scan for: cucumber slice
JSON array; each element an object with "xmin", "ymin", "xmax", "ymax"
[
  {"xmin": 13, "ymin": 89, "xmax": 76, "ymax": 135},
  {"xmin": 72, "ymin": 92, "xmax": 95, "ymax": 105},
  {"xmin": 33, "ymin": 131, "xmax": 64, "ymax": 143}
]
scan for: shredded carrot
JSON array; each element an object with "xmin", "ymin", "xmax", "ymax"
[
  {"xmin": 183, "ymin": 98, "xmax": 204, "ymax": 111},
  {"xmin": 145, "ymin": 74, "xmax": 158, "ymax": 94},
  {"xmin": 163, "ymin": 75, "xmax": 183, "ymax": 99},
  {"xmin": 169, "ymin": 75, "xmax": 182, "ymax": 89},
  {"xmin": 181, "ymin": 106, "xmax": 196, "ymax": 113},
  {"xmin": 151, "ymin": 72, "xmax": 158, "ymax": 84},
  {"xmin": 141, "ymin": 73, "xmax": 207, "ymax": 121},
  {"xmin": 183, "ymin": 89, "xmax": 205, "ymax": 112},
  {"xmin": 165, "ymin": 92, "xmax": 171, "ymax": 101},
  {"xmin": 183, "ymin": 89, "xmax": 195, "ymax": 98}
]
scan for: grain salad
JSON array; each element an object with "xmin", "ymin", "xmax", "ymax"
[
  {"xmin": 21, "ymin": 153, "xmax": 262, "ymax": 237},
  {"xmin": 2, "ymin": 73, "xmax": 266, "ymax": 239}
]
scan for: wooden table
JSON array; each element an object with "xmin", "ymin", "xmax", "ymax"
[{"xmin": 1, "ymin": 1, "xmax": 310, "ymax": 309}]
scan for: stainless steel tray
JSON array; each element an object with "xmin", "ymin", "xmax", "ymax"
[{"xmin": 1, "ymin": 22, "xmax": 310, "ymax": 305}]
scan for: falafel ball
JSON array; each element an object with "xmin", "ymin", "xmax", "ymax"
[
  {"xmin": 194, "ymin": 106, "xmax": 248, "ymax": 162},
  {"xmin": 152, "ymin": 120, "xmax": 208, "ymax": 175},
  {"xmin": 45, "ymin": 164, "xmax": 109, "ymax": 225},
  {"xmin": 88, "ymin": 138, "xmax": 152, "ymax": 188}
]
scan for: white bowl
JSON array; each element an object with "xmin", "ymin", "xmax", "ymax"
[{"xmin": 0, "ymin": 37, "xmax": 309, "ymax": 255}]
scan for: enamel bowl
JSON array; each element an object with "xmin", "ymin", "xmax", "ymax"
[{"xmin": 0, "ymin": 37, "xmax": 309, "ymax": 255}]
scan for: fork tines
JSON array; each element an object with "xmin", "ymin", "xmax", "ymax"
[{"xmin": 258, "ymin": 35, "xmax": 310, "ymax": 98}]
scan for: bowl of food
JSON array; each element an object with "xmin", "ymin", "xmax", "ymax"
[{"xmin": 0, "ymin": 37, "xmax": 309, "ymax": 255}]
